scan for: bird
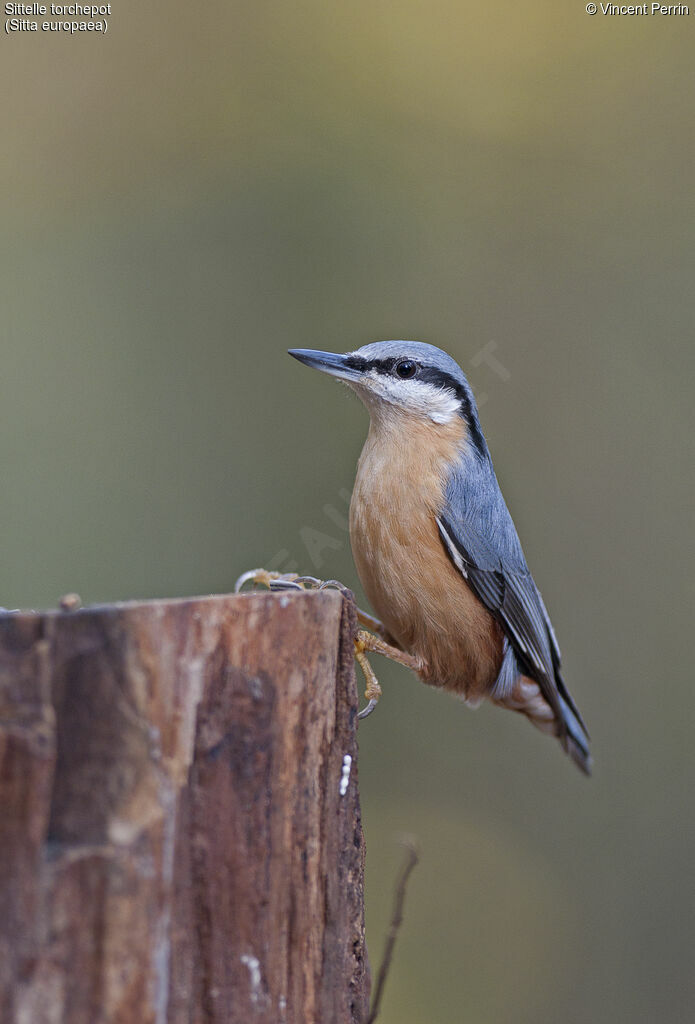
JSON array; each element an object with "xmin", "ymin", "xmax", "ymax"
[{"xmin": 243, "ymin": 340, "xmax": 591, "ymax": 774}]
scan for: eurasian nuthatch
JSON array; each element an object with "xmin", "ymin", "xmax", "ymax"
[{"xmin": 252, "ymin": 341, "xmax": 591, "ymax": 774}]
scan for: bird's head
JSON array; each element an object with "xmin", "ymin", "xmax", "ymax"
[{"xmin": 289, "ymin": 340, "xmax": 486, "ymax": 448}]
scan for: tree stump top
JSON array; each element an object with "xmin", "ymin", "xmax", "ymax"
[{"xmin": 0, "ymin": 589, "xmax": 369, "ymax": 1024}]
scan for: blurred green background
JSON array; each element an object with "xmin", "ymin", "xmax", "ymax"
[{"xmin": 2, "ymin": 3, "xmax": 693, "ymax": 1021}]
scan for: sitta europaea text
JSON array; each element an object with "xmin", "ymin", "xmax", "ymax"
[{"xmin": 243, "ymin": 341, "xmax": 591, "ymax": 774}]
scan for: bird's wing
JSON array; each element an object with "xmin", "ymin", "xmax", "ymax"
[{"xmin": 436, "ymin": 463, "xmax": 588, "ymax": 738}]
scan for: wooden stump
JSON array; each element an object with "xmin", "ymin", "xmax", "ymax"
[{"xmin": 0, "ymin": 590, "xmax": 370, "ymax": 1024}]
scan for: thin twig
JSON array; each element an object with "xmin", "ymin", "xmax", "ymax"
[{"xmin": 365, "ymin": 836, "xmax": 420, "ymax": 1024}]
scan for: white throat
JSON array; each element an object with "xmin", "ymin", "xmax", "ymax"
[{"xmin": 350, "ymin": 372, "xmax": 461, "ymax": 425}]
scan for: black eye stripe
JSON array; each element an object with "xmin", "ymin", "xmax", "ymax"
[
  {"xmin": 345, "ymin": 356, "xmax": 396, "ymax": 374},
  {"xmin": 347, "ymin": 355, "xmax": 468, "ymax": 392},
  {"xmin": 348, "ymin": 356, "xmax": 462, "ymax": 389}
]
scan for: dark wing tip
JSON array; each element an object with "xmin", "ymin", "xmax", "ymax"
[
  {"xmin": 566, "ymin": 736, "xmax": 593, "ymax": 776},
  {"xmin": 558, "ymin": 694, "xmax": 592, "ymax": 775}
]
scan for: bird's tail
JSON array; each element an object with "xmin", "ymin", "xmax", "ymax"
[
  {"xmin": 493, "ymin": 676, "xmax": 592, "ymax": 775},
  {"xmin": 557, "ymin": 693, "xmax": 592, "ymax": 775}
]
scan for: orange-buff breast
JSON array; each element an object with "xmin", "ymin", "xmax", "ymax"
[{"xmin": 348, "ymin": 411, "xmax": 503, "ymax": 703}]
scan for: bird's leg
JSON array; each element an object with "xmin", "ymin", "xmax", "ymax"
[
  {"xmin": 353, "ymin": 629, "xmax": 421, "ymax": 719},
  {"xmin": 354, "ymin": 629, "xmax": 420, "ymax": 672}
]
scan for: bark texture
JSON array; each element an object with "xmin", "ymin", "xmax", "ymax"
[{"xmin": 0, "ymin": 590, "xmax": 369, "ymax": 1024}]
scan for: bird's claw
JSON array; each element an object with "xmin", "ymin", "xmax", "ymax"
[
  {"xmin": 357, "ymin": 698, "xmax": 379, "ymax": 720},
  {"xmin": 234, "ymin": 569, "xmax": 302, "ymax": 592}
]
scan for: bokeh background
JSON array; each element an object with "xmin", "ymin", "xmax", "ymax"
[{"xmin": 2, "ymin": 3, "xmax": 693, "ymax": 1021}]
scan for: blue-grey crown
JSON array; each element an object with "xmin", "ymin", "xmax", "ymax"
[{"xmin": 351, "ymin": 340, "xmax": 468, "ymax": 387}]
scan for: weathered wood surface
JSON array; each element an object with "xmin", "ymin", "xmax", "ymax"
[{"xmin": 0, "ymin": 590, "xmax": 369, "ymax": 1024}]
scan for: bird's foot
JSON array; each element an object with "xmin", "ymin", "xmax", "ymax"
[
  {"xmin": 235, "ymin": 568, "xmax": 349, "ymax": 595},
  {"xmin": 354, "ymin": 630, "xmax": 383, "ymax": 720},
  {"xmin": 234, "ymin": 569, "xmax": 411, "ymax": 719},
  {"xmin": 234, "ymin": 569, "xmax": 393, "ymax": 638}
]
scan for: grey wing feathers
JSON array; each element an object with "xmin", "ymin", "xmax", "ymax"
[
  {"xmin": 437, "ymin": 510, "xmax": 554, "ymax": 689},
  {"xmin": 437, "ymin": 461, "xmax": 590, "ymax": 761}
]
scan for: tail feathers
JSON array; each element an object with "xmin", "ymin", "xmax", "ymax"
[
  {"xmin": 493, "ymin": 676, "xmax": 592, "ymax": 776},
  {"xmin": 558, "ymin": 694, "xmax": 593, "ymax": 776}
]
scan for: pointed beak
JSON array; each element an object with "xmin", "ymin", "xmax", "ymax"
[{"xmin": 288, "ymin": 348, "xmax": 361, "ymax": 383}]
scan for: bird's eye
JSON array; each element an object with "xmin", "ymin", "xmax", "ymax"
[{"xmin": 395, "ymin": 359, "xmax": 417, "ymax": 379}]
